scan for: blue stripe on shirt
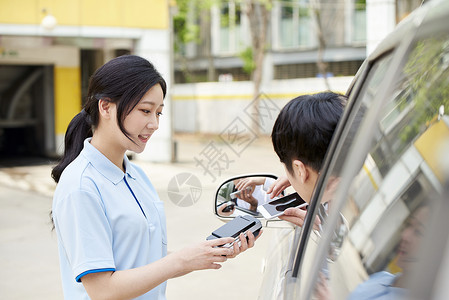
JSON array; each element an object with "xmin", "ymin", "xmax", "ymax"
[
  {"xmin": 76, "ymin": 268, "xmax": 116, "ymax": 282},
  {"xmin": 124, "ymin": 176, "xmax": 147, "ymax": 218}
]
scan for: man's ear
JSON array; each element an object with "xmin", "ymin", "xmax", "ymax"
[
  {"xmin": 292, "ymin": 159, "xmax": 308, "ymax": 184},
  {"xmin": 98, "ymin": 98, "xmax": 113, "ymax": 119}
]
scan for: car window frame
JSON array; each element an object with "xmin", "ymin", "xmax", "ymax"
[
  {"xmin": 298, "ymin": 12, "xmax": 449, "ymax": 299},
  {"xmin": 285, "ymin": 40, "xmax": 379, "ymax": 279},
  {"xmin": 285, "ymin": 29, "xmax": 420, "ymax": 300},
  {"xmin": 281, "ymin": 56, "xmax": 388, "ymax": 298},
  {"xmin": 280, "ymin": 57, "xmax": 374, "ymax": 298}
]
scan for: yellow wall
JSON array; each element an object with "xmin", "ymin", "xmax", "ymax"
[
  {"xmin": 414, "ymin": 119, "xmax": 449, "ymax": 183},
  {"xmin": 0, "ymin": 0, "xmax": 168, "ymax": 29},
  {"xmin": 54, "ymin": 67, "xmax": 81, "ymax": 135}
]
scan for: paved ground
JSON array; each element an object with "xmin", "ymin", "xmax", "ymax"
[{"xmin": 0, "ymin": 134, "xmax": 286, "ymax": 300}]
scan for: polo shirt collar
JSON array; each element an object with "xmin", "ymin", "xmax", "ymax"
[
  {"xmin": 378, "ymin": 271, "xmax": 399, "ymax": 287},
  {"xmin": 123, "ymin": 154, "xmax": 137, "ymax": 180},
  {"xmin": 82, "ymin": 138, "xmax": 137, "ymax": 184}
]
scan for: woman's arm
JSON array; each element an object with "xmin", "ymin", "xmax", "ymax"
[
  {"xmin": 234, "ymin": 177, "xmax": 266, "ymax": 192},
  {"xmin": 82, "ymin": 237, "xmax": 235, "ymax": 300}
]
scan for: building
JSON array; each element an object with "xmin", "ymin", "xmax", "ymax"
[
  {"xmin": 174, "ymin": 0, "xmax": 367, "ymax": 84},
  {"xmin": 171, "ymin": 0, "xmax": 424, "ymax": 135},
  {"xmin": 0, "ymin": 0, "xmax": 424, "ymax": 161},
  {"xmin": 0, "ymin": 0, "xmax": 172, "ymax": 162}
]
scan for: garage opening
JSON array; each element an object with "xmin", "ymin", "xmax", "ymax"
[{"xmin": 0, "ymin": 64, "xmax": 55, "ymax": 166}]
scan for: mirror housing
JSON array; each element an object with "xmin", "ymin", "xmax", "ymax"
[{"xmin": 214, "ymin": 174, "xmax": 294, "ymax": 228}]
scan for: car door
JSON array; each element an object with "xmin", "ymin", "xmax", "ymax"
[{"xmin": 282, "ymin": 2, "xmax": 449, "ymax": 299}]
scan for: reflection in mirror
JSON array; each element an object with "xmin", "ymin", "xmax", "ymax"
[
  {"xmin": 314, "ymin": 204, "xmax": 349, "ymax": 262},
  {"xmin": 215, "ymin": 175, "xmax": 283, "ymax": 218},
  {"xmin": 346, "ymin": 202, "xmax": 431, "ymax": 300},
  {"xmin": 327, "ymin": 213, "xmax": 349, "ymax": 262}
]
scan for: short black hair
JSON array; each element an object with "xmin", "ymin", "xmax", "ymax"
[{"xmin": 271, "ymin": 92, "xmax": 347, "ymax": 173}]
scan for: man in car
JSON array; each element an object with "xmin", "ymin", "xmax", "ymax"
[{"xmin": 268, "ymin": 91, "xmax": 347, "ymax": 227}]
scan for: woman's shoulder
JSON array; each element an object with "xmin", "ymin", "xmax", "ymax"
[
  {"xmin": 355, "ymin": 271, "xmax": 397, "ymax": 291},
  {"xmin": 347, "ymin": 272, "xmax": 398, "ymax": 300},
  {"xmin": 60, "ymin": 153, "xmax": 89, "ymax": 177},
  {"xmin": 368, "ymin": 271, "xmax": 396, "ymax": 282},
  {"xmin": 56, "ymin": 154, "xmax": 100, "ymax": 194}
]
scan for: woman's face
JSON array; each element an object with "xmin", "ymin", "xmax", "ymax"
[
  {"xmin": 121, "ymin": 84, "xmax": 164, "ymax": 153},
  {"xmin": 396, "ymin": 206, "xmax": 429, "ymax": 270}
]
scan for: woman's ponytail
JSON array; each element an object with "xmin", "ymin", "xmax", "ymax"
[{"xmin": 51, "ymin": 109, "xmax": 93, "ymax": 183}]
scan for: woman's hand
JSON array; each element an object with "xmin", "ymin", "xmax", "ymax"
[
  {"xmin": 234, "ymin": 177, "xmax": 264, "ymax": 194},
  {"xmin": 267, "ymin": 176, "xmax": 291, "ymax": 199},
  {"xmin": 234, "ymin": 178, "xmax": 262, "ymax": 210},
  {"xmin": 217, "ymin": 202, "xmax": 235, "ymax": 216},
  {"xmin": 238, "ymin": 193, "xmax": 259, "ymax": 211},
  {"xmin": 227, "ymin": 229, "xmax": 262, "ymax": 258},
  {"xmin": 315, "ymin": 272, "xmax": 332, "ymax": 300},
  {"xmin": 171, "ymin": 237, "xmax": 235, "ymax": 275}
]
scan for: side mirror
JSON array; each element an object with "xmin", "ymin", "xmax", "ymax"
[{"xmin": 214, "ymin": 174, "xmax": 284, "ymax": 219}]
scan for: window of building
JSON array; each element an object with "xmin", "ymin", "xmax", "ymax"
[
  {"xmin": 352, "ymin": 0, "xmax": 367, "ymax": 44},
  {"xmin": 274, "ymin": 0, "xmax": 315, "ymax": 49},
  {"xmin": 274, "ymin": 60, "xmax": 364, "ymax": 79},
  {"xmin": 273, "ymin": 0, "xmax": 366, "ymax": 50},
  {"xmin": 213, "ymin": 1, "xmax": 249, "ymax": 55}
]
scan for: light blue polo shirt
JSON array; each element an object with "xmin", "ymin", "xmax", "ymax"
[
  {"xmin": 53, "ymin": 138, "xmax": 167, "ymax": 300},
  {"xmin": 347, "ymin": 271, "xmax": 407, "ymax": 300}
]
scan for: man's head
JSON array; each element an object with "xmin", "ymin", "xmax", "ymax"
[{"xmin": 271, "ymin": 92, "xmax": 347, "ymax": 201}]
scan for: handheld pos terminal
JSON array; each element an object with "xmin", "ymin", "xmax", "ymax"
[{"xmin": 206, "ymin": 215, "xmax": 262, "ymax": 248}]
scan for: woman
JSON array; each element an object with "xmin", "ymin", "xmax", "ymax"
[
  {"xmin": 51, "ymin": 55, "xmax": 257, "ymax": 300},
  {"xmin": 346, "ymin": 203, "xmax": 430, "ymax": 300}
]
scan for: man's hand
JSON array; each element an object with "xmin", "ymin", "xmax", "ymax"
[
  {"xmin": 267, "ymin": 176, "xmax": 291, "ymax": 199},
  {"xmin": 278, "ymin": 207, "xmax": 321, "ymax": 230}
]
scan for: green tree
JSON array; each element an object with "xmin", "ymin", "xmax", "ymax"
[
  {"xmin": 400, "ymin": 38, "xmax": 449, "ymax": 142},
  {"xmin": 173, "ymin": 0, "xmax": 272, "ymax": 132},
  {"xmin": 243, "ymin": 0, "xmax": 272, "ymax": 134},
  {"xmin": 172, "ymin": 0, "xmax": 217, "ymax": 82}
]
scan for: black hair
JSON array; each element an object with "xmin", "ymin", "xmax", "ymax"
[
  {"xmin": 271, "ymin": 92, "xmax": 347, "ymax": 173},
  {"xmin": 51, "ymin": 55, "xmax": 166, "ymax": 183}
]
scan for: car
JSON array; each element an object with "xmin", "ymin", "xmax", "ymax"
[{"xmin": 212, "ymin": 0, "xmax": 449, "ymax": 299}]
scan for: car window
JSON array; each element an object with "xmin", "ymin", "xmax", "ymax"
[
  {"xmin": 289, "ymin": 51, "xmax": 394, "ymax": 298},
  {"xmin": 306, "ymin": 33, "xmax": 449, "ymax": 300}
]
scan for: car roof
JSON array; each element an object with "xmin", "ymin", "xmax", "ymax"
[{"xmin": 368, "ymin": 0, "xmax": 449, "ymax": 62}]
